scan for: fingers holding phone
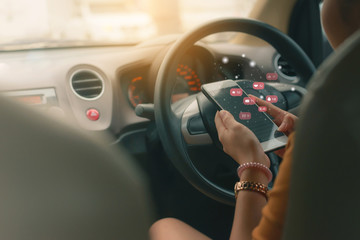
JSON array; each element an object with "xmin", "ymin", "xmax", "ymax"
[
  {"xmin": 214, "ymin": 110, "xmax": 269, "ymax": 167},
  {"xmin": 202, "ymin": 80, "xmax": 288, "ymax": 153},
  {"xmin": 248, "ymin": 94, "xmax": 297, "ymax": 158},
  {"xmin": 249, "ymin": 94, "xmax": 298, "ymax": 136}
]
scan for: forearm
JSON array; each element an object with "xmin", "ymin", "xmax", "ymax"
[{"xmin": 229, "ymin": 169, "xmax": 268, "ymax": 240}]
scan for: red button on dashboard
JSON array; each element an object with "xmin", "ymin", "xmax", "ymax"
[{"xmin": 86, "ymin": 109, "xmax": 100, "ymax": 121}]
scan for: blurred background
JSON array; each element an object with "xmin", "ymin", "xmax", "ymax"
[{"xmin": 0, "ymin": 0, "xmax": 257, "ymax": 45}]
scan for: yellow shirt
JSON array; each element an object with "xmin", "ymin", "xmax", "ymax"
[{"xmin": 252, "ymin": 132, "xmax": 295, "ymax": 240}]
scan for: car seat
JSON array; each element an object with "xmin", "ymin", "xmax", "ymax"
[
  {"xmin": 0, "ymin": 98, "xmax": 153, "ymax": 239},
  {"xmin": 283, "ymin": 30, "xmax": 360, "ymax": 239}
]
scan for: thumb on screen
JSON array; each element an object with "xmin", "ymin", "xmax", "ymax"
[
  {"xmin": 278, "ymin": 119, "xmax": 288, "ymax": 132},
  {"xmin": 219, "ymin": 110, "xmax": 237, "ymax": 129}
]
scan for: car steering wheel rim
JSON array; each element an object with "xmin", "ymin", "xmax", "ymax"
[{"xmin": 154, "ymin": 18, "xmax": 315, "ymax": 205}]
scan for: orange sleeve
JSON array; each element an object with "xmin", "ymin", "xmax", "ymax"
[{"xmin": 252, "ymin": 132, "xmax": 295, "ymax": 240}]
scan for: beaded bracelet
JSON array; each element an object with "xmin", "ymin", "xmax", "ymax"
[
  {"xmin": 237, "ymin": 162, "xmax": 273, "ymax": 183},
  {"xmin": 234, "ymin": 181, "xmax": 268, "ymax": 200}
]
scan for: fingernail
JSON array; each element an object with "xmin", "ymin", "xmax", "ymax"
[
  {"xmin": 278, "ymin": 122, "xmax": 287, "ymax": 131},
  {"xmin": 248, "ymin": 94, "xmax": 257, "ymax": 102},
  {"xmin": 219, "ymin": 110, "xmax": 227, "ymax": 118}
]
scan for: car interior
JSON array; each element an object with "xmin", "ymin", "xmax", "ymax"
[{"xmin": 0, "ymin": 0, "xmax": 359, "ymax": 239}]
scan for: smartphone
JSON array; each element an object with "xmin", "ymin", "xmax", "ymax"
[{"xmin": 201, "ymin": 80, "xmax": 288, "ymax": 152}]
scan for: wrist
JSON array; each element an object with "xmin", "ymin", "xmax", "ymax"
[
  {"xmin": 240, "ymin": 168, "xmax": 269, "ymax": 186},
  {"xmin": 237, "ymin": 161, "xmax": 273, "ymax": 184},
  {"xmin": 235, "ymin": 153, "xmax": 270, "ymax": 168},
  {"xmin": 234, "ymin": 181, "xmax": 268, "ymax": 200}
]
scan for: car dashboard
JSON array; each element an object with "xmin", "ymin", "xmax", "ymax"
[{"xmin": 0, "ymin": 35, "xmax": 299, "ymax": 154}]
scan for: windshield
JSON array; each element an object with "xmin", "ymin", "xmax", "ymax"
[{"xmin": 0, "ymin": 0, "xmax": 257, "ymax": 49}]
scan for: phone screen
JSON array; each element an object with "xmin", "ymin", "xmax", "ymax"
[{"xmin": 203, "ymin": 83, "xmax": 285, "ymax": 144}]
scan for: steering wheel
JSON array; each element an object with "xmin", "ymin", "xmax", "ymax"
[{"xmin": 154, "ymin": 18, "xmax": 315, "ymax": 205}]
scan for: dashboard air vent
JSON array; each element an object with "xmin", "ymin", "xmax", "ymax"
[
  {"xmin": 276, "ymin": 55, "xmax": 297, "ymax": 79},
  {"xmin": 71, "ymin": 70, "xmax": 104, "ymax": 99}
]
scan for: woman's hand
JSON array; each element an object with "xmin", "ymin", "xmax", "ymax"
[
  {"xmin": 249, "ymin": 95, "xmax": 297, "ymax": 136},
  {"xmin": 214, "ymin": 110, "xmax": 270, "ymax": 167},
  {"xmin": 249, "ymin": 94, "xmax": 298, "ymax": 157}
]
